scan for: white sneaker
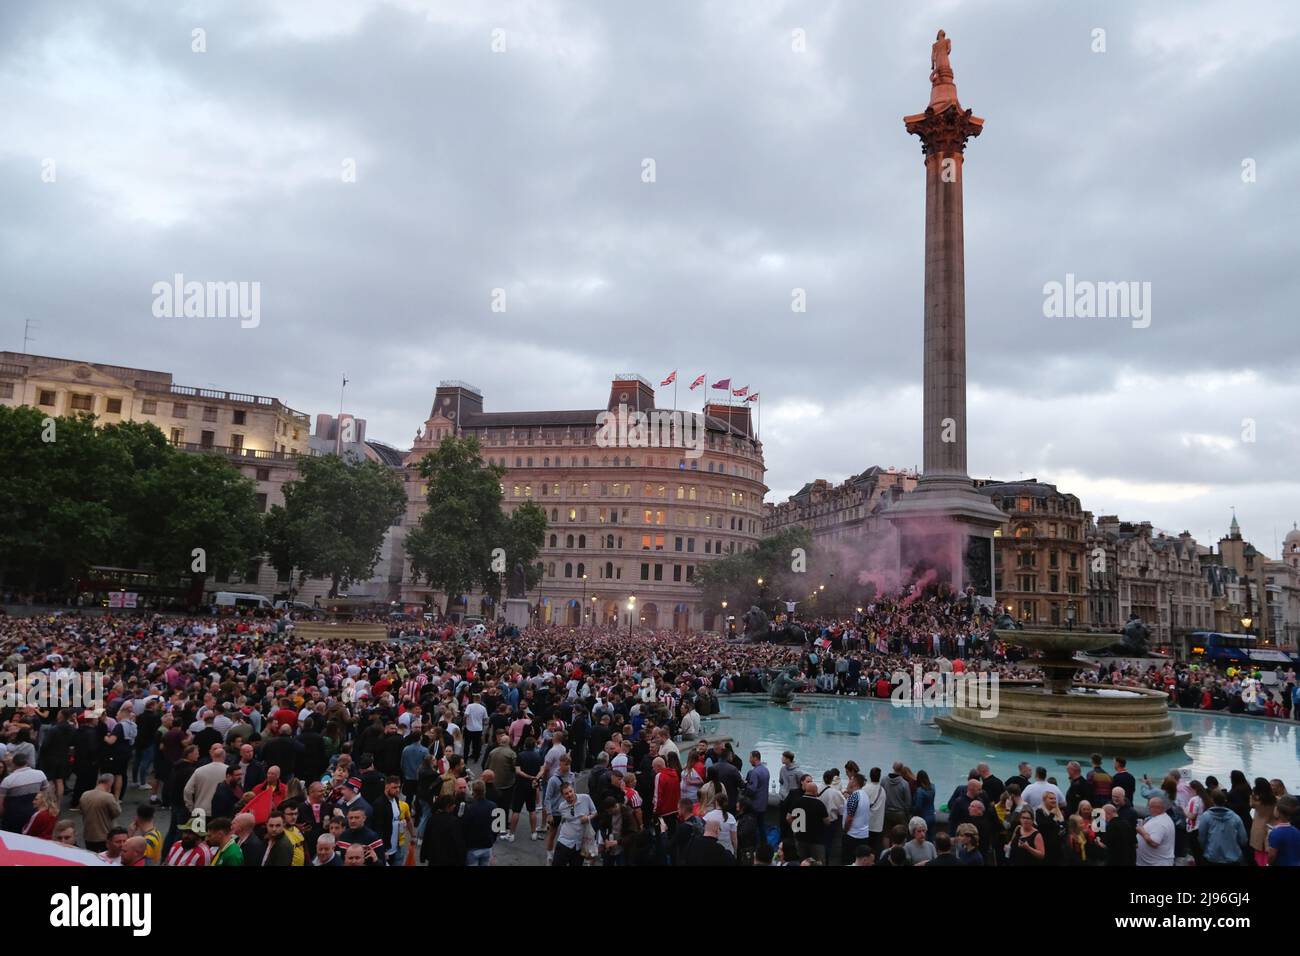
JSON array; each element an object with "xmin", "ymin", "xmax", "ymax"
[
  {"xmin": 503, "ymin": 832, "xmax": 515, "ymax": 843},
  {"xmin": 546, "ymin": 851, "xmax": 553, "ymax": 864},
  {"xmin": 531, "ymin": 831, "xmax": 540, "ymax": 841}
]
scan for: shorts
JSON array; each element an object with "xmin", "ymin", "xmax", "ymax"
[
  {"xmin": 549, "ymin": 814, "xmax": 562, "ymax": 831},
  {"xmin": 511, "ymin": 785, "xmax": 536, "ymax": 813}
]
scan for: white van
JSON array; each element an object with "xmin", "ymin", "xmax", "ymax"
[{"xmin": 212, "ymin": 591, "xmax": 273, "ymax": 611}]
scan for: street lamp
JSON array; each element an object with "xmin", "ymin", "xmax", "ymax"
[
  {"xmin": 581, "ymin": 574, "xmax": 588, "ymax": 623},
  {"xmin": 1241, "ymin": 616, "xmax": 1252, "ymax": 634},
  {"xmin": 627, "ymin": 595, "xmax": 636, "ymax": 635},
  {"xmin": 1066, "ymin": 600, "xmax": 1076, "ymax": 631}
]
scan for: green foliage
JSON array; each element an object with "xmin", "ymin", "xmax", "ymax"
[
  {"xmin": 404, "ymin": 435, "xmax": 546, "ymax": 604},
  {"xmin": 694, "ymin": 526, "xmax": 814, "ymax": 611},
  {"xmin": 0, "ymin": 405, "xmax": 263, "ymax": 592},
  {"xmin": 263, "ymin": 453, "xmax": 406, "ymax": 597}
]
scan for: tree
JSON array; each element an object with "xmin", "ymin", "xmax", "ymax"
[
  {"xmin": 405, "ymin": 435, "xmax": 546, "ymax": 609},
  {"xmin": 136, "ymin": 452, "xmax": 265, "ymax": 595},
  {"xmin": 695, "ymin": 526, "xmax": 813, "ymax": 613},
  {"xmin": 264, "ymin": 454, "xmax": 406, "ymax": 598},
  {"xmin": 0, "ymin": 407, "xmax": 264, "ymax": 598},
  {"xmin": 0, "ymin": 406, "xmax": 124, "ymax": 588}
]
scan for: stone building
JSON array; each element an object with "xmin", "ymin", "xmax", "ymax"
[
  {"xmin": 1086, "ymin": 515, "xmax": 1213, "ymax": 655},
  {"xmin": 398, "ymin": 376, "xmax": 767, "ymax": 631},
  {"xmin": 978, "ymin": 480, "xmax": 1087, "ymax": 627},
  {"xmin": 0, "ymin": 351, "xmax": 314, "ymax": 599},
  {"xmin": 762, "ymin": 466, "xmax": 918, "ymax": 544}
]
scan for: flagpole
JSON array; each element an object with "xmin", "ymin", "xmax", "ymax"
[{"xmin": 336, "ymin": 373, "xmax": 348, "ymax": 455}]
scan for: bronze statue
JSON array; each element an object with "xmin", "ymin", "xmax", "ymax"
[
  {"xmin": 930, "ymin": 30, "xmax": 952, "ymax": 86},
  {"xmin": 927, "ymin": 29, "xmax": 960, "ymax": 113},
  {"xmin": 507, "ymin": 560, "xmax": 527, "ymax": 599},
  {"xmin": 1120, "ymin": 615, "xmax": 1151, "ymax": 654}
]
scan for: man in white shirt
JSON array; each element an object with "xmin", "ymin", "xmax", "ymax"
[
  {"xmin": 1021, "ymin": 767, "xmax": 1067, "ymax": 812},
  {"xmin": 463, "ymin": 694, "xmax": 488, "ymax": 763},
  {"xmin": 1136, "ymin": 796, "xmax": 1176, "ymax": 866},
  {"xmin": 679, "ymin": 703, "xmax": 701, "ymax": 739}
]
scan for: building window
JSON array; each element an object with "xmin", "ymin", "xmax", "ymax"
[
  {"xmin": 200, "ymin": 430, "xmax": 215, "ymax": 449},
  {"xmin": 640, "ymin": 563, "xmax": 650, "ymax": 581},
  {"xmin": 170, "ymin": 427, "xmax": 184, "ymax": 444},
  {"xmin": 141, "ymin": 399, "xmax": 157, "ymax": 414},
  {"xmin": 255, "ymin": 493, "xmax": 268, "ymax": 513},
  {"xmin": 70, "ymin": 393, "xmax": 93, "ymax": 412},
  {"xmin": 653, "ymin": 564, "xmax": 664, "ymax": 581},
  {"xmin": 203, "ymin": 406, "xmax": 218, "ymax": 422},
  {"xmin": 564, "ymin": 563, "xmax": 573, "ymax": 578},
  {"xmin": 233, "ymin": 410, "xmax": 246, "ymax": 425},
  {"xmin": 673, "ymin": 565, "xmax": 682, "ymax": 582},
  {"xmin": 105, "ymin": 397, "xmax": 122, "ymax": 414},
  {"xmin": 173, "ymin": 403, "xmax": 188, "ymax": 418}
]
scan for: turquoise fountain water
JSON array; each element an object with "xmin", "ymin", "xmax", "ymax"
[{"xmin": 703, "ymin": 695, "xmax": 1300, "ymax": 804}]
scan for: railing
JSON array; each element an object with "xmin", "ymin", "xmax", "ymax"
[
  {"xmin": 0, "ymin": 362, "xmax": 25, "ymax": 377},
  {"xmin": 137, "ymin": 381, "xmax": 310, "ymax": 424},
  {"xmin": 171, "ymin": 441, "xmax": 318, "ymax": 462}
]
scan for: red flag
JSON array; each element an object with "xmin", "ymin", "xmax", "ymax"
[
  {"xmin": 711, "ymin": 378, "xmax": 731, "ymax": 390},
  {"xmin": 660, "ymin": 371, "xmax": 676, "ymax": 386},
  {"xmin": 746, "ymin": 392, "xmax": 760, "ymax": 402},
  {"xmin": 732, "ymin": 385, "xmax": 748, "ymax": 397},
  {"xmin": 244, "ymin": 787, "xmax": 275, "ymax": 825},
  {"xmin": 689, "ymin": 374, "xmax": 706, "ymax": 390}
]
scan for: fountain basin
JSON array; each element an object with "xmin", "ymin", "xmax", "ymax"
[{"xmin": 934, "ymin": 681, "xmax": 1192, "ymax": 755}]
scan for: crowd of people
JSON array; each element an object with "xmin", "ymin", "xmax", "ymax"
[{"xmin": 0, "ymin": 589, "xmax": 1296, "ymax": 867}]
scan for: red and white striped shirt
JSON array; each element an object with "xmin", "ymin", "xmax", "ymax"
[{"xmin": 165, "ymin": 842, "xmax": 212, "ymax": 867}]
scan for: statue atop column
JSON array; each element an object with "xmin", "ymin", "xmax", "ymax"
[{"xmin": 927, "ymin": 29, "xmax": 960, "ymax": 114}]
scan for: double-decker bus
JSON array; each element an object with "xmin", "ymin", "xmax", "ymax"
[
  {"xmin": 1187, "ymin": 631, "xmax": 1258, "ymax": 664},
  {"xmin": 75, "ymin": 566, "xmax": 205, "ymax": 610}
]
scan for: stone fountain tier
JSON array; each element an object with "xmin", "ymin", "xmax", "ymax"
[
  {"xmin": 933, "ymin": 629, "xmax": 1192, "ymax": 755},
  {"xmin": 934, "ymin": 681, "xmax": 1193, "ymax": 756},
  {"xmin": 1002, "ymin": 627, "xmax": 1123, "ymax": 695}
]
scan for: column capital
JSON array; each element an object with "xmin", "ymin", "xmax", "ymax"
[{"xmin": 903, "ymin": 106, "xmax": 984, "ymax": 157}]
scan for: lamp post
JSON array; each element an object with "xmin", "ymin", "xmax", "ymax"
[
  {"xmin": 721, "ymin": 598, "xmax": 728, "ymax": 636},
  {"xmin": 627, "ymin": 596, "xmax": 636, "ymax": 636},
  {"xmin": 581, "ymin": 574, "xmax": 588, "ymax": 623},
  {"xmin": 591, "ymin": 594, "xmax": 598, "ymax": 627},
  {"xmin": 1066, "ymin": 600, "xmax": 1076, "ymax": 632},
  {"xmin": 757, "ymin": 577, "xmax": 766, "ymax": 613}
]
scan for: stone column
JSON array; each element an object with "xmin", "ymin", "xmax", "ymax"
[{"xmin": 904, "ymin": 105, "xmax": 984, "ymax": 487}]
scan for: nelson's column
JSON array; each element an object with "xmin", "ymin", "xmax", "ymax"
[{"xmin": 886, "ymin": 30, "xmax": 1006, "ymax": 599}]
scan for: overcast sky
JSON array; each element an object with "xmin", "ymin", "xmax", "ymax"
[{"xmin": 3, "ymin": 0, "xmax": 1297, "ymax": 555}]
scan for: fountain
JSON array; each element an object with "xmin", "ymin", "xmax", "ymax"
[{"xmin": 933, "ymin": 629, "xmax": 1193, "ymax": 755}]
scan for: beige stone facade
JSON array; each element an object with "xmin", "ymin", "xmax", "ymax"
[
  {"xmin": 398, "ymin": 376, "xmax": 767, "ymax": 631},
  {"xmin": 980, "ymin": 480, "xmax": 1088, "ymax": 628},
  {"xmin": 1087, "ymin": 515, "xmax": 1214, "ymax": 655}
]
